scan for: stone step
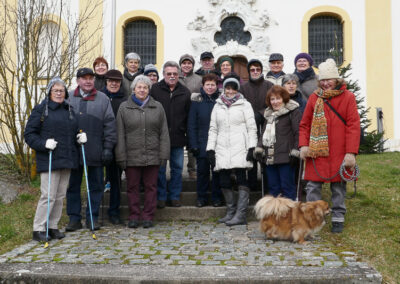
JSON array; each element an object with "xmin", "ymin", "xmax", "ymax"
[
  {"xmin": 101, "ymin": 190, "xmax": 263, "ymax": 206},
  {"xmin": 100, "ymin": 205, "xmax": 257, "ymax": 222}
]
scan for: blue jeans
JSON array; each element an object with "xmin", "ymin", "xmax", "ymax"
[
  {"xmin": 157, "ymin": 147, "xmax": 184, "ymax": 201},
  {"xmin": 67, "ymin": 165, "xmax": 104, "ymax": 222},
  {"xmin": 265, "ymin": 163, "xmax": 296, "ymax": 200},
  {"xmin": 196, "ymin": 157, "xmax": 222, "ymax": 203}
]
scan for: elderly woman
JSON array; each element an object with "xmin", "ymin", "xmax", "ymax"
[
  {"xmin": 122, "ymin": 52, "xmax": 144, "ymax": 97},
  {"xmin": 282, "ymin": 74, "xmax": 307, "ymax": 114},
  {"xmin": 143, "ymin": 64, "xmax": 159, "ymax": 85},
  {"xmin": 102, "ymin": 69, "xmax": 126, "ymax": 225},
  {"xmin": 93, "ymin": 56, "xmax": 109, "ymax": 91},
  {"xmin": 217, "ymin": 57, "xmax": 234, "ymax": 91},
  {"xmin": 293, "ymin": 53, "xmax": 318, "ymax": 100},
  {"xmin": 299, "ymin": 58, "xmax": 360, "ymax": 233},
  {"xmin": 25, "ymin": 77, "xmax": 82, "ymax": 241},
  {"xmin": 254, "ymin": 85, "xmax": 302, "ymax": 200},
  {"xmin": 206, "ymin": 74, "xmax": 257, "ymax": 226},
  {"xmin": 188, "ymin": 73, "xmax": 222, "ymax": 207},
  {"xmin": 115, "ymin": 75, "xmax": 170, "ymax": 229}
]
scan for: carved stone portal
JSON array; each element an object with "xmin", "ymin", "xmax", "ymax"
[{"xmin": 187, "ymin": 0, "xmax": 275, "ymax": 68}]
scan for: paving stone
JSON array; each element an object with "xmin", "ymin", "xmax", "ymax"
[{"xmin": 324, "ymin": 261, "xmax": 344, "ymax": 267}]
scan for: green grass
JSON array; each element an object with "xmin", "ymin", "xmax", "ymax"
[
  {"xmin": 0, "ymin": 153, "xmax": 399, "ymax": 283},
  {"xmin": 318, "ymin": 152, "xmax": 400, "ymax": 284}
]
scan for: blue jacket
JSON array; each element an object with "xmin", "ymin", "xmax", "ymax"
[
  {"xmin": 291, "ymin": 90, "xmax": 307, "ymax": 114},
  {"xmin": 187, "ymin": 88, "xmax": 219, "ymax": 158},
  {"xmin": 24, "ymin": 99, "xmax": 79, "ymax": 173}
]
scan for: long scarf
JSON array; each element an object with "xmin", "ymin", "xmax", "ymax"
[
  {"xmin": 262, "ymin": 112, "xmax": 277, "ymax": 147},
  {"xmin": 220, "ymin": 92, "xmax": 241, "ymax": 107},
  {"xmin": 308, "ymin": 88, "xmax": 343, "ymax": 158},
  {"xmin": 294, "ymin": 67, "xmax": 315, "ymax": 84}
]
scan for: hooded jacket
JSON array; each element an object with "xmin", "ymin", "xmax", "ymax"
[
  {"xmin": 24, "ymin": 78, "xmax": 79, "ymax": 172},
  {"xmin": 206, "ymin": 94, "xmax": 258, "ymax": 171},
  {"xmin": 179, "ymin": 70, "xmax": 202, "ymax": 94}
]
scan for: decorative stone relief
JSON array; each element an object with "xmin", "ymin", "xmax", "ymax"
[{"xmin": 188, "ymin": 0, "xmax": 275, "ymax": 68}]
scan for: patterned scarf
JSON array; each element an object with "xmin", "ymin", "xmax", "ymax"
[
  {"xmin": 220, "ymin": 92, "xmax": 241, "ymax": 107},
  {"xmin": 308, "ymin": 88, "xmax": 343, "ymax": 158}
]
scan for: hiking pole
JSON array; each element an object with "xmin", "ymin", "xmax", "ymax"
[
  {"xmin": 296, "ymin": 159, "xmax": 304, "ymax": 202},
  {"xmin": 81, "ymin": 139, "xmax": 97, "ymax": 240},
  {"xmin": 44, "ymin": 150, "xmax": 52, "ymax": 249}
]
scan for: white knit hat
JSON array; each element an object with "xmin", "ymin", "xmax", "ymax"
[{"xmin": 318, "ymin": 58, "xmax": 339, "ymax": 80}]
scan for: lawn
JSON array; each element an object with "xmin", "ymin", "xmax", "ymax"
[{"xmin": 0, "ymin": 152, "xmax": 399, "ymax": 283}]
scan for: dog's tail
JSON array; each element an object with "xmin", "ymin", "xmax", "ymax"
[{"xmin": 254, "ymin": 195, "xmax": 297, "ymax": 220}]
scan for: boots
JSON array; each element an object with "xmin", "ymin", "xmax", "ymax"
[
  {"xmin": 226, "ymin": 186, "xmax": 249, "ymax": 226},
  {"xmin": 218, "ymin": 188, "xmax": 236, "ymax": 223}
]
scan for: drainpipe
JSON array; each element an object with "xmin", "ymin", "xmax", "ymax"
[{"xmin": 110, "ymin": 0, "xmax": 116, "ymax": 68}]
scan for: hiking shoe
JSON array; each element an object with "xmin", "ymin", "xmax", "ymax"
[
  {"xmin": 142, "ymin": 220, "xmax": 154, "ymax": 228},
  {"xmin": 331, "ymin": 222, "xmax": 344, "ymax": 233},
  {"xmin": 109, "ymin": 215, "xmax": 123, "ymax": 225},
  {"xmin": 65, "ymin": 221, "xmax": 83, "ymax": 232},
  {"xmin": 86, "ymin": 220, "xmax": 101, "ymax": 231},
  {"xmin": 49, "ymin": 229, "xmax": 65, "ymax": 239},
  {"xmin": 128, "ymin": 220, "xmax": 140, "ymax": 228},
  {"xmin": 32, "ymin": 231, "xmax": 51, "ymax": 242},
  {"xmin": 212, "ymin": 200, "xmax": 223, "ymax": 207},
  {"xmin": 168, "ymin": 200, "xmax": 181, "ymax": 207},
  {"xmin": 157, "ymin": 200, "xmax": 166, "ymax": 209},
  {"xmin": 196, "ymin": 200, "xmax": 207, "ymax": 207}
]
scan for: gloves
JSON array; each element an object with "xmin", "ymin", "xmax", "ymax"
[
  {"xmin": 300, "ymin": 146, "xmax": 309, "ymax": 160},
  {"xmin": 102, "ymin": 148, "xmax": 113, "ymax": 166},
  {"xmin": 45, "ymin": 139, "xmax": 57, "ymax": 150},
  {"xmin": 207, "ymin": 150, "xmax": 216, "ymax": 169},
  {"xmin": 118, "ymin": 161, "xmax": 126, "ymax": 170},
  {"xmin": 190, "ymin": 148, "xmax": 200, "ymax": 158},
  {"xmin": 160, "ymin": 159, "xmax": 167, "ymax": 167},
  {"xmin": 76, "ymin": 132, "xmax": 87, "ymax": 144},
  {"xmin": 289, "ymin": 149, "xmax": 300, "ymax": 168},
  {"xmin": 343, "ymin": 153, "xmax": 356, "ymax": 170},
  {"xmin": 246, "ymin": 147, "xmax": 255, "ymax": 161},
  {"xmin": 253, "ymin": 147, "xmax": 265, "ymax": 162}
]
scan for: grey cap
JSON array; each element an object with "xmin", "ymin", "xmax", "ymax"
[
  {"xmin": 269, "ymin": 53, "xmax": 284, "ymax": 62},
  {"xmin": 46, "ymin": 76, "xmax": 68, "ymax": 99},
  {"xmin": 179, "ymin": 54, "xmax": 195, "ymax": 65}
]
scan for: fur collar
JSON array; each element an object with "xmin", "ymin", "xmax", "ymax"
[{"xmin": 264, "ymin": 99, "xmax": 299, "ymax": 118}]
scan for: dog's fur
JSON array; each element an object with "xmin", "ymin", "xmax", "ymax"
[{"xmin": 254, "ymin": 195, "xmax": 330, "ymax": 244}]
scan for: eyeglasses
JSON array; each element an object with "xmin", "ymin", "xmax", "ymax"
[
  {"xmin": 51, "ymin": 89, "xmax": 65, "ymax": 94},
  {"xmin": 249, "ymin": 68, "xmax": 262, "ymax": 73},
  {"xmin": 165, "ymin": 72, "xmax": 178, "ymax": 77}
]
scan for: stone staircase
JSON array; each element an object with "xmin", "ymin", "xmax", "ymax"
[{"xmin": 100, "ymin": 155, "xmax": 264, "ymax": 222}]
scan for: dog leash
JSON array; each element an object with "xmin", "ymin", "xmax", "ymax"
[{"xmin": 311, "ymin": 159, "xmax": 360, "ymax": 199}]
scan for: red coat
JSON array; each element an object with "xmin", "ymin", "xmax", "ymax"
[{"xmin": 299, "ymin": 85, "xmax": 360, "ymax": 182}]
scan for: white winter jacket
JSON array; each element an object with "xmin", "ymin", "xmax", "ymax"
[{"xmin": 206, "ymin": 95, "xmax": 258, "ymax": 171}]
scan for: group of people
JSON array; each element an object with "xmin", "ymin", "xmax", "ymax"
[{"xmin": 24, "ymin": 49, "xmax": 360, "ymax": 242}]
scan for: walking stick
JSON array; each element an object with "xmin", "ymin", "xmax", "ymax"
[
  {"xmin": 81, "ymin": 143, "xmax": 97, "ymax": 240},
  {"xmin": 44, "ymin": 150, "xmax": 52, "ymax": 249},
  {"xmin": 296, "ymin": 159, "xmax": 304, "ymax": 202}
]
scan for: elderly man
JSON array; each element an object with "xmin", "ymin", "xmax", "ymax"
[
  {"xmin": 265, "ymin": 53, "xmax": 285, "ymax": 85},
  {"xmin": 150, "ymin": 61, "xmax": 191, "ymax": 208},
  {"xmin": 195, "ymin": 52, "xmax": 219, "ymax": 76},
  {"xmin": 102, "ymin": 69, "xmax": 126, "ymax": 225},
  {"xmin": 241, "ymin": 59, "xmax": 274, "ymax": 192},
  {"xmin": 179, "ymin": 54, "xmax": 202, "ymax": 180},
  {"xmin": 66, "ymin": 68, "xmax": 116, "ymax": 231}
]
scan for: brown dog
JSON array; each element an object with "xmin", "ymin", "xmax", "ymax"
[{"xmin": 254, "ymin": 195, "xmax": 331, "ymax": 244}]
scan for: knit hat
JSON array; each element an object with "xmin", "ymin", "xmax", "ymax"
[
  {"xmin": 247, "ymin": 59, "xmax": 263, "ymax": 74},
  {"xmin": 105, "ymin": 69, "xmax": 123, "ymax": 80},
  {"xmin": 294, "ymin": 53, "xmax": 314, "ymax": 66},
  {"xmin": 318, "ymin": 58, "xmax": 340, "ymax": 80},
  {"xmin": 46, "ymin": 76, "xmax": 68, "ymax": 99},
  {"xmin": 179, "ymin": 54, "xmax": 195, "ymax": 65},
  {"xmin": 143, "ymin": 64, "xmax": 159, "ymax": 76},
  {"xmin": 219, "ymin": 56, "xmax": 234, "ymax": 69},
  {"xmin": 222, "ymin": 73, "xmax": 240, "ymax": 90}
]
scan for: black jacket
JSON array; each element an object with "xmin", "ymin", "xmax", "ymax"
[
  {"xmin": 24, "ymin": 99, "xmax": 79, "ymax": 173},
  {"xmin": 150, "ymin": 80, "xmax": 191, "ymax": 147},
  {"xmin": 102, "ymin": 87, "xmax": 127, "ymax": 116}
]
